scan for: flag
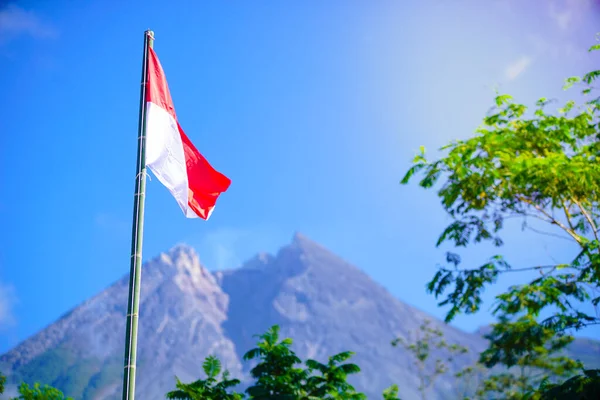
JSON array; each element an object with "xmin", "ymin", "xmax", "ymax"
[{"xmin": 144, "ymin": 47, "xmax": 231, "ymax": 220}]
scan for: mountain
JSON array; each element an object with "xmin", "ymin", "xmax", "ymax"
[
  {"xmin": 1, "ymin": 233, "xmax": 598, "ymax": 399},
  {"xmin": 215, "ymin": 233, "xmax": 487, "ymax": 399},
  {"xmin": 0, "ymin": 245, "xmax": 243, "ymax": 399}
]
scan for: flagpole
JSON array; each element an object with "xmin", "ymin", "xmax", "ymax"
[{"xmin": 122, "ymin": 29, "xmax": 154, "ymax": 400}]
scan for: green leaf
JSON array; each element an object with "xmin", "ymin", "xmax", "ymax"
[
  {"xmin": 563, "ymin": 76, "xmax": 581, "ymax": 90},
  {"xmin": 495, "ymin": 94, "xmax": 513, "ymax": 106},
  {"xmin": 202, "ymin": 355, "xmax": 222, "ymax": 379},
  {"xmin": 400, "ymin": 32, "xmax": 600, "ymax": 400},
  {"xmin": 583, "ymin": 70, "xmax": 600, "ymax": 85}
]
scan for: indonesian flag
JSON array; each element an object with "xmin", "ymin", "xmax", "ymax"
[{"xmin": 145, "ymin": 47, "xmax": 231, "ymax": 220}]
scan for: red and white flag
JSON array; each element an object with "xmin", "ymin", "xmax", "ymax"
[{"xmin": 145, "ymin": 47, "xmax": 231, "ymax": 220}]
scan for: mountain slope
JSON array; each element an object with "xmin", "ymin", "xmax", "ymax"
[
  {"xmin": 1, "ymin": 233, "xmax": 598, "ymax": 399},
  {"xmin": 1, "ymin": 245, "xmax": 242, "ymax": 399},
  {"xmin": 215, "ymin": 233, "xmax": 486, "ymax": 399}
]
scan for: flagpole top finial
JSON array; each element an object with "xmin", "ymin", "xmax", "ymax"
[{"xmin": 146, "ymin": 30, "xmax": 154, "ymax": 39}]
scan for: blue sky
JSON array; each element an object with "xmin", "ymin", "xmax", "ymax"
[{"xmin": 0, "ymin": 0, "xmax": 599, "ymax": 353}]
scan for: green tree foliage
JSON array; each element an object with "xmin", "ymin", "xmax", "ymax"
[
  {"xmin": 303, "ymin": 352, "xmax": 365, "ymax": 399},
  {"xmin": 535, "ymin": 368, "xmax": 600, "ymax": 400},
  {"xmin": 454, "ymin": 362, "xmax": 487, "ymax": 400},
  {"xmin": 0, "ymin": 373, "xmax": 73, "ymax": 400},
  {"xmin": 4, "ymin": 326, "xmax": 398, "ymax": 400},
  {"xmin": 165, "ymin": 355, "xmax": 243, "ymax": 400},
  {"xmin": 243, "ymin": 325, "xmax": 366, "ymax": 399},
  {"xmin": 164, "ymin": 325, "xmax": 406, "ymax": 399},
  {"xmin": 382, "ymin": 384, "xmax": 401, "ymax": 400},
  {"xmin": 165, "ymin": 325, "xmax": 395, "ymax": 399},
  {"xmin": 401, "ymin": 36, "xmax": 600, "ymax": 399},
  {"xmin": 11, "ymin": 382, "xmax": 73, "ymax": 400},
  {"xmin": 243, "ymin": 324, "xmax": 307, "ymax": 399},
  {"xmin": 475, "ymin": 318, "xmax": 582, "ymax": 399},
  {"xmin": 392, "ymin": 319, "xmax": 469, "ymax": 400},
  {"xmin": 165, "ymin": 325, "xmax": 379, "ymax": 400}
]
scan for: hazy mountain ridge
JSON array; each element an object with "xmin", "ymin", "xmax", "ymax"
[
  {"xmin": 1, "ymin": 245, "xmax": 243, "ymax": 399},
  {"xmin": 1, "ymin": 233, "xmax": 598, "ymax": 399},
  {"xmin": 215, "ymin": 233, "xmax": 487, "ymax": 399}
]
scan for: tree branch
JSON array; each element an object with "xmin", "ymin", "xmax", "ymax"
[
  {"xmin": 525, "ymin": 226, "xmax": 573, "ymax": 242},
  {"xmin": 572, "ymin": 199, "xmax": 599, "ymax": 242},
  {"xmin": 518, "ymin": 196, "xmax": 584, "ymax": 245},
  {"xmin": 562, "ymin": 203, "xmax": 578, "ymax": 233}
]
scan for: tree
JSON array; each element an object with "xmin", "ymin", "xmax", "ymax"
[
  {"xmin": 454, "ymin": 362, "xmax": 487, "ymax": 400},
  {"xmin": 165, "ymin": 355, "xmax": 243, "ymax": 400},
  {"xmin": 243, "ymin": 325, "xmax": 308, "ymax": 399},
  {"xmin": 304, "ymin": 351, "xmax": 365, "ymax": 399},
  {"xmin": 535, "ymin": 368, "xmax": 600, "ymax": 399},
  {"xmin": 401, "ymin": 36, "xmax": 600, "ymax": 398},
  {"xmin": 243, "ymin": 325, "xmax": 367, "ymax": 399},
  {"xmin": 0, "ymin": 371, "xmax": 73, "ymax": 400},
  {"xmin": 10, "ymin": 382, "xmax": 73, "ymax": 400},
  {"xmin": 382, "ymin": 384, "xmax": 402, "ymax": 400},
  {"xmin": 167, "ymin": 325, "xmax": 384, "ymax": 399},
  {"xmin": 475, "ymin": 317, "xmax": 581, "ymax": 399},
  {"xmin": 392, "ymin": 319, "xmax": 469, "ymax": 400}
]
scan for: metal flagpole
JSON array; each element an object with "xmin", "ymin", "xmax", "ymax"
[{"xmin": 122, "ymin": 29, "xmax": 154, "ymax": 400}]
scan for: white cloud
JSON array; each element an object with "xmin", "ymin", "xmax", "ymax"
[
  {"xmin": 504, "ymin": 56, "xmax": 533, "ymax": 81},
  {"xmin": 550, "ymin": 8, "xmax": 572, "ymax": 31},
  {"xmin": 0, "ymin": 4, "xmax": 57, "ymax": 45},
  {"xmin": 525, "ymin": 33, "xmax": 588, "ymax": 64},
  {"xmin": 188, "ymin": 225, "xmax": 285, "ymax": 270},
  {"xmin": 549, "ymin": 0, "xmax": 593, "ymax": 32},
  {"xmin": 194, "ymin": 227, "xmax": 252, "ymax": 270},
  {"xmin": 0, "ymin": 281, "xmax": 17, "ymax": 330}
]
